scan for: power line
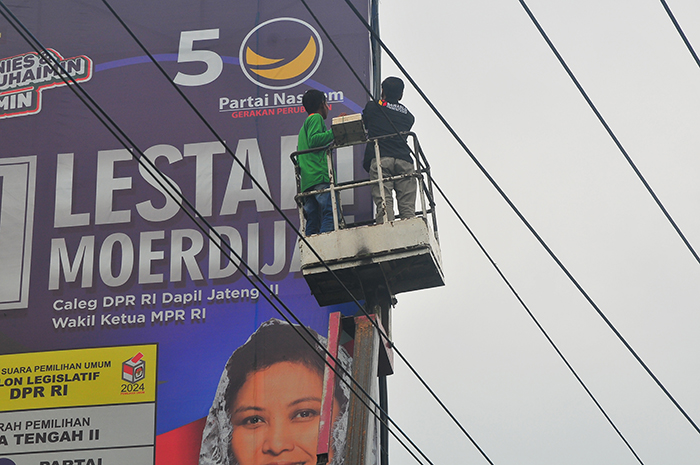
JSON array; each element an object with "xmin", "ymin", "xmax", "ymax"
[
  {"xmin": 516, "ymin": 0, "xmax": 700, "ymax": 436},
  {"xmin": 297, "ymin": 1, "xmax": 496, "ymax": 463},
  {"xmin": 330, "ymin": 0, "xmax": 643, "ymax": 463},
  {"xmin": 339, "ymin": 0, "xmax": 697, "ymax": 453},
  {"xmin": 429, "ymin": 180, "xmax": 645, "ymax": 464},
  {"xmin": 95, "ymin": 6, "xmax": 454, "ymax": 460},
  {"xmin": 341, "ymin": 0, "xmax": 700, "ymax": 439},
  {"xmin": 96, "ymin": 0, "xmax": 420, "ymax": 366},
  {"xmin": 4, "ymin": 1, "xmax": 657, "ymax": 461},
  {"xmin": 0, "ymin": 3, "xmax": 437, "ymax": 464},
  {"xmin": 304, "ymin": 0, "xmax": 646, "ymax": 462},
  {"xmin": 518, "ymin": 0, "xmax": 700, "ymax": 268},
  {"xmin": 660, "ymin": 0, "xmax": 700, "ymax": 70},
  {"xmin": 98, "ymin": 0, "xmax": 497, "ymax": 462},
  {"xmin": 93, "ymin": 0, "xmax": 455, "ymax": 460}
]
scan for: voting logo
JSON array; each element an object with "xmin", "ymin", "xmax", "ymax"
[{"xmin": 122, "ymin": 353, "xmax": 145, "ymax": 384}]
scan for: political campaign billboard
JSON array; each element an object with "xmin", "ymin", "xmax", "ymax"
[{"xmin": 0, "ymin": 1, "xmax": 372, "ymax": 463}]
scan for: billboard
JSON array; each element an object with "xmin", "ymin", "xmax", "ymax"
[{"xmin": 0, "ymin": 1, "xmax": 372, "ymax": 464}]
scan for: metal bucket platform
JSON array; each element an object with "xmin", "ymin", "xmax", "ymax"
[
  {"xmin": 292, "ymin": 129, "xmax": 445, "ymax": 307},
  {"xmin": 299, "ymin": 216, "xmax": 444, "ymax": 306}
]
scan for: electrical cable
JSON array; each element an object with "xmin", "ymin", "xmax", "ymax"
[
  {"xmin": 341, "ymin": 0, "xmax": 700, "ymax": 438},
  {"xmin": 92, "ymin": 0, "xmax": 454, "ymax": 460},
  {"xmin": 0, "ymin": 3, "xmax": 435, "ymax": 464},
  {"xmin": 516, "ymin": 0, "xmax": 700, "ymax": 436},
  {"xmin": 659, "ymin": 0, "xmax": 700, "ymax": 70},
  {"xmin": 96, "ymin": 4, "xmax": 452, "ymax": 459},
  {"xmin": 297, "ymin": 2, "xmax": 495, "ymax": 463},
  {"xmin": 5, "ymin": 1, "xmax": 645, "ymax": 462},
  {"xmin": 102, "ymin": 0, "xmax": 662, "ymax": 460},
  {"xmin": 97, "ymin": 2, "xmax": 463, "ymax": 461},
  {"xmin": 429, "ymin": 179, "xmax": 645, "ymax": 465},
  {"xmin": 98, "ymin": 0, "xmax": 496, "ymax": 463},
  {"xmin": 5, "ymin": 0, "xmax": 644, "ymax": 460},
  {"xmin": 517, "ymin": 0, "xmax": 700, "ymax": 267},
  {"xmin": 310, "ymin": 0, "xmax": 647, "ymax": 461},
  {"xmin": 306, "ymin": 0, "xmax": 649, "ymax": 462},
  {"xmin": 97, "ymin": 0, "xmax": 423, "ymax": 363}
]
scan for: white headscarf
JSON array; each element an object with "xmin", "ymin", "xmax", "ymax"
[{"xmin": 199, "ymin": 318, "xmax": 352, "ymax": 465}]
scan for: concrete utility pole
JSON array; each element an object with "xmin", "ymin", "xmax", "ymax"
[{"xmin": 344, "ymin": 279, "xmax": 393, "ymax": 465}]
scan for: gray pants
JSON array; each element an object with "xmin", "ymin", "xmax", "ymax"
[{"xmin": 370, "ymin": 157, "xmax": 416, "ymax": 223}]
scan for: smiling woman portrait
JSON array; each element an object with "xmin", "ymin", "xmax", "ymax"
[{"xmin": 199, "ymin": 319, "xmax": 352, "ymax": 465}]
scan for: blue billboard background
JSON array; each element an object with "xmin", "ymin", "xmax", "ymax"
[{"xmin": 0, "ymin": 0, "xmax": 371, "ymax": 460}]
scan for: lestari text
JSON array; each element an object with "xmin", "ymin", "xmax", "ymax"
[{"xmin": 46, "ymin": 137, "xmax": 309, "ymax": 290}]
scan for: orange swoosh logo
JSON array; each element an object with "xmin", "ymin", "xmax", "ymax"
[{"xmin": 246, "ymin": 36, "xmax": 317, "ymax": 80}]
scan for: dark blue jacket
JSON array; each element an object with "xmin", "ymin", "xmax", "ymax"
[{"xmin": 362, "ymin": 99, "xmax": 415, "ymax": 172}]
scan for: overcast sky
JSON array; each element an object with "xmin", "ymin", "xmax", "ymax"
[{"xmin": 371, "ymin": 1, "xmax": 700, "ymax": 463}]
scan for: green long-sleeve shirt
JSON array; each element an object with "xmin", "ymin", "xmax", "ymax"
[{"xmin": 297, "ymin": 113, "xmax": 334, "ymax": 192}]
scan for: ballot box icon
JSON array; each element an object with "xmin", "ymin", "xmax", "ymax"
[{"xmin": 122, "ymin": 352, "xmax": 145, "ymax": 383}]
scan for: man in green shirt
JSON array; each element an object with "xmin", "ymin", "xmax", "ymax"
[{"xmin": 297, "ymin": 90, "xmax": 335, "ymax": 235}]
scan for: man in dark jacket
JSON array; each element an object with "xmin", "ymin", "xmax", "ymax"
[{"xmin": 362, "ymin": 77, "xmax": 416, "ymax": 223}]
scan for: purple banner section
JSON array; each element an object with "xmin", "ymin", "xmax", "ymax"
[{"xmin": 0, "ymin": 1, "xmax": 372, "ymax": 461}]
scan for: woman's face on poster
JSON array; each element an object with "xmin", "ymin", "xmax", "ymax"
[{"xmin": 229, "ymin": 361, "xmax": 338, "ymax": 465}]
